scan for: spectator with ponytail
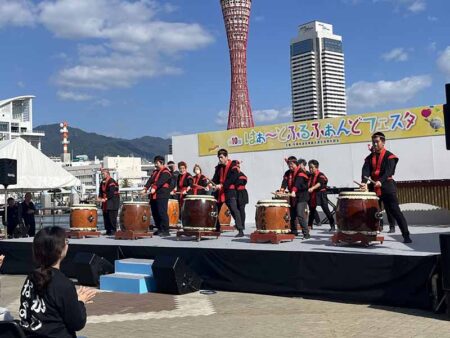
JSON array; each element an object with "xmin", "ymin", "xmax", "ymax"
[{"xmin": 19, "ymin": 226, "xmax": 96, "ymax": 337}]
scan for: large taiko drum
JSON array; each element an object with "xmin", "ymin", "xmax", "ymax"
[
  {"xmin": 70, "ymin": 204, "xmax": 98, "ymax": 230},
  {"xmin": 218, "ymin": 204, "xmax": 231, "ymax": 226},
  {"xmin": 255, "ymin": 200, "xmax": 290, "ymax": 233},
  {"xmin": 120, "ymin": 201, "xmax": 151, "ymax": 232},
  {"xmin": 168, "ymin": 199, "xmax": 180, "ymax": 226},
  {"xmin": 336, "ymin": 191, "xmax": 382, "ymax": 235},
  {"xmin": 181, "ymin": 195, "xmax": 218, "ymax": 230}
]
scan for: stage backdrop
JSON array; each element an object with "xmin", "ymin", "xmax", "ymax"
[{"xmin": 173, "ymin": 105, "xmax": 450, "ymax": 221}]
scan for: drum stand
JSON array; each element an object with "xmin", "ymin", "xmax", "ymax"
[
  {"xmin": 115, "ymin": 230, "xmax": 153, "ymax": 240},
  {"xmin": 331, "ymin": 231, "xmax": 384, "ymax": 246},
  {"xmin": 250, "ymin": 231, "xmax": 295, "ymax": 244},
  {"xmin": 67, "ymin": 229, "xmax": 101, "ymax": 239},
  {"xmin": 176, "ymin": 229, "xmax": 220, "ymax": 242}
]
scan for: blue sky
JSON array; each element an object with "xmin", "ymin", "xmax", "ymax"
[{"xmin": 0, "ymin": 0, "xmax": 449, "ymax": 139}]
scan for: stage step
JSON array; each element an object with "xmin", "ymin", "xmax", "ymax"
[
  {"xmin": 115, "ymin": 258, "xmax": 154, "ymax": 276},
  {"xmin": 100, "ymin": 273, "xmax": 157, "ymax": 294}
]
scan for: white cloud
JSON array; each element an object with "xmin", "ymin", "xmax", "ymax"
[
  {"xmin": 0, "ymin": 0, "xmax": 36, "ymax": 27},
  {"xmin": 373, "ymin": 0, "xmax": 426, "ymax": 13},
  {"xmin": 427, "ymin": 15, "xmax": 438, "ymax": 22},
  {"xmin": 437, "ymin": 47, "xmax": 450, "ymax": 80},
  {"xmin": 428, "ymin": 42, "xmax": 437, "ymax": 53},
  {"xmin": 17, "ymin": 81, "xmax": 25, "ymax": 88},
  {"xmin": 57, "ymin": 90, "xmax": 93, "ymax": 101},
  {"xmin": 347, "ymin": 75, "xmax": 432, "ymax": 109},
  {"xmin": 0, "ymin": 0, "xmax": 213, "ymax": 93},
  {"xmin": 407, "ymin": 0, "xmax": 426, "ymax": 13},
  {"xmin": 37, "ymin": 0, "xmax": 213, "ymax": 90},
  {"xmin": 381, "ymin": 48, "xmax": 409, "ymax": 62},
  {"xmin": 95, "ymin": 98, "xmax": 110, "ymax": 107},
  {"xmin": 215, "ymin": 110, "xmax": 228, "ymax": 126},
  {"xmin": 216, "ymin": 108, "xmax": 292, "ymax": 126}
]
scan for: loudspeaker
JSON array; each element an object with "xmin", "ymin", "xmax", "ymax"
[
  {"xmin": 0, "ymin": 158, "xmax": 17, "ymax": 187},
  {"xmin": 73, "ymin": 252, "xmax": 114, "ymax": 286},
  {"xmin": 444, "ymin": 83, "xmax": 450, "ymax": 150},
  {"xmin": 152, "ymin": 256, "xmax": 202, "ymax": 294},
  {"xmin": 439, "ymin": 234, "xmax": 450, "ymax": 290}
]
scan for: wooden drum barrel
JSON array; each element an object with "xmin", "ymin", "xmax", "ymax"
[
  {"xmin": 218, "ymin": 203, "xmax": 231, "ymax": 226},
  {"xmin": 255, "ymin": 200, "xmax": 290, "ymax": 233},
  {"xmin": 70, "ymin": 204, "xmax": 98, "ymax": 230},
  {"xmin": 168, "ymin": 199, "xmax": 180, "ymax": 226},
  {"xmin": 181, "ymin": 195, "xmax": 218, "ymax": 230},
  {"xmin": 120, "ymin": 201, "xmax": 151, "ymax": 232},
  {"xmin": 336, "ymin": 191, "xmax": 382, "ymax": 235}
]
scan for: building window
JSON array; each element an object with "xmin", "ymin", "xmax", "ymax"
[
  {"xmin": 291, "ymin": 39, "xmax": 314, "ymax": 56},
  {"xmin": 322, "ymin": 38, "xmax": 343, "ymax": 53}
]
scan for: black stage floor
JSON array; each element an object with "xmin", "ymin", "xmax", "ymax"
[{"xmin": 1, "ymin": 225, "xmax": 448, "ymax": 310}]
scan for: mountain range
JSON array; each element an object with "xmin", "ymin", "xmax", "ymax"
[{"xmin": 36, "ymin": 124, "xmax": 171, "ymax": 161}]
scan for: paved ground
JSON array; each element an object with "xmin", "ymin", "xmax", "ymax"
[{"xmin": 2, "ymin": 274, "xmax": 450, "ymax": 338}]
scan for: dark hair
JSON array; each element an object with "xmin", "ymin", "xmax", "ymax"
[
  {"xmin": 193, "ymin": 164, "xmax": 202, "ymax": 173},
  {"xmin": 178, "ymin": 161, "xmax": 187, "ymax": 169},
  {"xmin": 308, "ymin": 159, "xmax": 319, "ymax": 168},
  {"xmin": 154, "ymin": 155, "xmax": 165, "ymax": 164},
  {"xmin": 217, "ymin": 148, "xmax": 228, "ymax": 157},
  {"xmin": 167, "ymin": 161, "xmax": 175, "ymax": 165},
  {"xmin": 298, "ymin": 158, "xmax": 307, "ymax": 166},
  {"xmin": 30, "ymin": 226, "xmax": 67, "ymax": 296},
  {"xmin": 372, "ymin": 132, "xmax": 386, "ymax": 142},
  {"xmin": 7, "ymin": 197, "xmax": 14, "ymax": 203},
  {"xmin": 287, "ymin": 156, "xmax": 297, "ymax": 162}
]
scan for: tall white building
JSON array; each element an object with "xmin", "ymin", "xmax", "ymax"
[
  {"xmin": 290, "ymin": 21, "xmax": 347, "ymax": 121},
  {"xmin": 0, "ymin": 95, "xmax": 45, "ymax": 149}
]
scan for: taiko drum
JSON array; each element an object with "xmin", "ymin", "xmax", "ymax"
[
  {"xmin": 168, "ymin": 199, "xmax": 180, "ymax": 226},
  {"xmin": 70, "ymin": 204, "xmax": 98, "ymax": 230},
  {"xmin": 181, "ymin": 195, "xmax": 218, "ymax": 230},
  {"xmin": 218, "ymin": 203, "xmax": 231, "ymax": 226},
  {"xmin": 336, "ymin": 191, "xmax": 382, "ymax": 234},
  {"xmin": 119, "ymin": 201, "xmax": 151, "ymax": 232},
  {"xmin": 255, "ymin": 200, "xmax": 291, "ymax": 233}
]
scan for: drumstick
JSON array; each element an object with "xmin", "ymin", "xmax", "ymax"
[
  {"xmin": 271, "ymin": 191, "xmax": 291, "ymax": 197},
  {"xmin": 205, "ymin": 177, "xmax": 217, "ymax": 188},
  {"xmin": 192, "ymin": 184, "xmax": 207, "ymax": 190},
  {"xmin": 364, "ymin": 176, "xmax": 377, "ymax": 184},
  {"xmin": 353, "ymin": 180, "xmax": 363, "ymax": 187}
]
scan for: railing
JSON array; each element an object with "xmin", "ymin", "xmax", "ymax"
[{"xmin": 396, "ymin": 180, "xmax": 450, "ymax": 210}]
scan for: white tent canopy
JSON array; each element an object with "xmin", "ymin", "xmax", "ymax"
[{"xmin": 0, "ymin": 138, "xmax": 80, "ymax": 191}]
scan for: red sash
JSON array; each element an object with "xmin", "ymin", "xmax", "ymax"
[
  {"xmin": 309, "ymin": 171, "xmax": 321, "ymax": 208},
  {"xmin": 371, "ymin": 148, "xmax": 386, "ymax": 196},
  {"xmin": 101, "ymin": 177, "xmax": 110, "ymax": 211},
  {"xmin": 150, "ymin": 167, "xmax": 170, "ymax": 200},
  {"xmin": 193, "ymin": 174, "xmax": 204, "ymax": 195},
  {"xmin": 218, "ymin": 160, "xmax": 233, "ymax": 203},
  {"xmin": 178, "ymin": 173, "xmax": 188, "ymax": 206}
]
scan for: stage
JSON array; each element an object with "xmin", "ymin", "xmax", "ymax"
[{"xmin": 1, "ymin": 224, "xmax": 448, "ymax": 310}]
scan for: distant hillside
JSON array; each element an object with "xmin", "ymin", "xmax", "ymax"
[{"xmin": 36, "ymin": 124, "xmax": 171, "ymax": 160}]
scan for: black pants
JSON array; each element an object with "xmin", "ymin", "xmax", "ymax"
[
  {"xmin": 237, "ymin": 202, "xmax": 247, "ymax": 229},
  {"xmin": 308, "ymin": 192, "xmax": 335, "ymax": 227},
  {"xmin": 150, "ymin": 199, "xmax": 169, "ymax": 232},
  {"xmin": 103, "ymin": 209, "xmax": 118, "ymax": 234},
  {"xmin": 290, "ymin": 201, "xmax": 308, "ymax": 234},
  {"xmin": 217, "ymin": 198, "xmax": 243, "ymax": 231},
  {"xmin": 380, "ymin": 192, "xmax": 409, "ymax": 237},
  {"xmin": 7, "ymin": 222, "xmax": 18, "ymax": 237},
  {"xmin": 25, "ymin": 218, "xmax": 36, "ymax": 237},
  {"xmin": 379, "ymin": 200, "xmax": 397, "ymax": 228}
]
